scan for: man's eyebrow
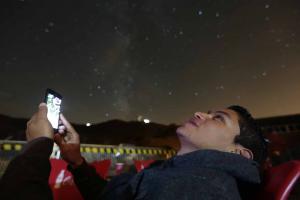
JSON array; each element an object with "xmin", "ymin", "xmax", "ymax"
[{"xmin": 214, "ymin": 111, "xmax": 231, "ymax": 120}]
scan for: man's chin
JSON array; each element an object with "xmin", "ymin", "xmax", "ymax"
[{"xmin": 176, "ymin": 126, "xmax": 186, "ymax": 137}]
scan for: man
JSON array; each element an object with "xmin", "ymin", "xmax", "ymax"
[
  {"xmin": 0, "ymin": 103, "xmax": 54, "ymax": 200},
  {"xmin": 0, "ymin": 103, "xmax": 267, "ymax": 200}
]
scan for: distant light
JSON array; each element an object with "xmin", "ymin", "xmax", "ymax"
[
  {"xmin": 86, "ymin": 123, "xmax": 91, "ymax": 127},
  {"xmin": 137, "ymin": 115, "xmax": 143, "ymax": 121},
  {"xmin": 48, "ymin": 22, "xmax": 55, "ymax": 27},
  {"xmin": 144, "ymin": 119, "xmax": 150, "ymax": 124}
]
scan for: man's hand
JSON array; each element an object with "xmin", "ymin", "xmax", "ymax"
[
  {"xmin": 26, "ymin": 103, "xmax": 53, "ymax": 141},
  {"xmin": 54, "ymin": 114, "xmax": 83, "ymax": 168}
]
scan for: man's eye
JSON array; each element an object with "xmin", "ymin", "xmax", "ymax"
[{"xmin": 213, "ymin": 115, "xmax": 224, "ymax": 122}]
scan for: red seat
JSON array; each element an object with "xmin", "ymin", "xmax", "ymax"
[
  {"xmin": 133, "ymin": 160, "xmax": 155, "ymax": 172},
  {"xmin": 49, "ymin": 159, "xmax": 84, "ymax": 200},
  {"xmin": 49, "ymin": 159, "xmax": 111, "ymax": 200},
  {"xmin": 258, "ymin": 160, "xmax": 300, "ymax": 200},
  {"xmin": 90, "ymin": 159, "xmax": 111, "ymax": 179}
]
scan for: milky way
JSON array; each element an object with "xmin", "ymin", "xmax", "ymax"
[{"xmin": 0, "ymin": 0, "xmax": 300, "ymax": 124}]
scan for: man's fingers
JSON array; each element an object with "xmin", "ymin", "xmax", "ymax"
[
  {"xmin": 37, "ymin": 103, "xmax": 48, "ymax": 119},
  {"xmin": 60, "ymin": 114, "xmax": 75, "ymax": 132},
  {"xmin": 59, "ymin": 114, "xmax": 80, "ymax": 143},
  {"xmin": 58, "ymin": 129, "xmax": 65, "ymax": 134},
  {"xmin": 54, "ymin": 134, "xmax": 65, "ymax": 146},
  {"xmin": 58, "ymin": 125, "xmax": 65, "ymax": 132}
]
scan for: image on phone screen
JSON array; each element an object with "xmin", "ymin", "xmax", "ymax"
[{"xmin": 45, "ymin": 89, "xmax": 62, "ymax": 129}]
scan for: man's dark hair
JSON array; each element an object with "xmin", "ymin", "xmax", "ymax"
[{"xmin": 228, "ymin": 105, "xmax": 268, "ymax": 165}]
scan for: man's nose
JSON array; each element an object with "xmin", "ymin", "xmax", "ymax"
[{"xmin": 194, "ymin": 112, "xmax": 210, "ymax": 120}]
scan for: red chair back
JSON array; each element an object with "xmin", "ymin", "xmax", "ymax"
[
  {"xmin": 90, "ymin": 159, "xmax": 111, "ymax": 179},
  {"xmin": 258, "ymin": 160, "xmax": 300, "ymax": 200},
  {"xmin": 49, "ymin": 159, "xmax": 84, "ymax": 200},
  {"xmin": 49, "ymin": 159, "xmax": 111, "ymax": 200}
]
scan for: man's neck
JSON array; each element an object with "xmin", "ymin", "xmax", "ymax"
[{"xmin": 177, "ymin": 138, "xmax": 199, "ymax": 155}]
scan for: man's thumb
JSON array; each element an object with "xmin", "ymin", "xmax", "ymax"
[{"xmin": 37, "ymin": 103, "xmax": 48, "ymax": 118}]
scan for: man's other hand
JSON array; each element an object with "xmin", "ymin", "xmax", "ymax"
[
  {"xmin": 54, "ymin": 114, "xmax": 83, "ymax": 168},
  {"xmin": 26, "ymin": 103, "xmax": 54, "ymax": 141}
]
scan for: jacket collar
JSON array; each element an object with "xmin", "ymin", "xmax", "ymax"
[{"xmin": 165, "ymin": 149, "xmax": 260, "ymax": 184}]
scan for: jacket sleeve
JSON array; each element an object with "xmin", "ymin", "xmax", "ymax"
[
  {"xmin": 68, "ymin": 160, "xmax": 108, "ymax": 200},
  {"xmin": 0, "ymin": 137, "xmax": 54, "ymax": 200},
  {"xmin": 69, "ymin": 162, "xmax": 137, "ymax": 200}
]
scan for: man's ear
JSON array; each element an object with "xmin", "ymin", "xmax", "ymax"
[
  {"xmin": 236, "ymin": 144, "xmax": 253, "ymax": 160},
  {"xmin": 239, "ymin": 148, "xmax": 253, "ymax": 160},
  {"xmin": 230, "ymin": 144, "xmax": 254, "ymax": 160}
]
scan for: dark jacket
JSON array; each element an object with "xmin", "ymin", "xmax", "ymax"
[
  {"xmin": 0, "ymin": 137, "xmax": 261, "ymax": 200},
  {"xmin": 0, "ymin": 137, "xmax": 54, "ymax": 200},
  {"xmin": 70, "ymin": 149, "xmax": 261, "ymax": 200}
]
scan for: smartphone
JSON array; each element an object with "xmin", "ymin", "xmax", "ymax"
[{"xmin": 44, "ymin": 88, "xmax": 62, "ymax": 130}]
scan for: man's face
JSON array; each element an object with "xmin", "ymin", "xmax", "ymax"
[{"xmin": 176, "ymin": 108, "xmax": 240, "ymax": 152}]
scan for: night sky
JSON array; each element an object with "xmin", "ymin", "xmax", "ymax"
[{"xmin": 1, "ymin": 0, "xmax": 300, "ymax": 125}]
